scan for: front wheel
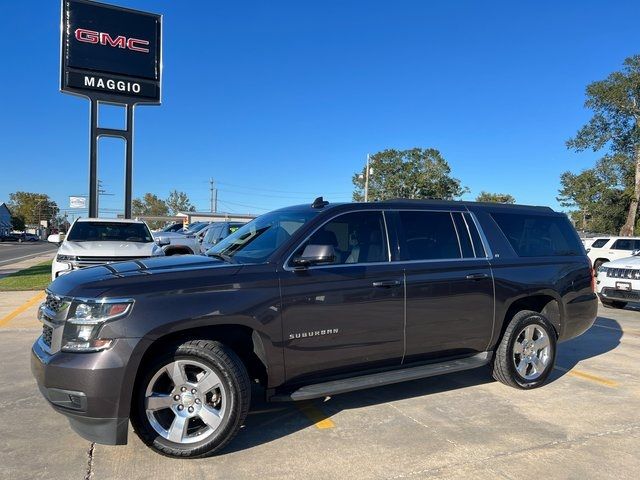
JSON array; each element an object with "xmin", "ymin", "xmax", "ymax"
[
  {"xmin": 131, "ymin": 340, "xmax": 251, "ymax": 458},
  {"xmin": 492, "ymin": 310, "xmax": 557, "ymax": 389}
]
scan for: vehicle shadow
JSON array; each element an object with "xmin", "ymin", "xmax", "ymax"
[
  {"xmin": 550, "ymin": 315, "xmax": 622, "ymax": 380},
  {"xmin": 223, "ymin": 316, "xmax": 623, "ymax": 455},
  {"xmin": 224, "ymin": 367, "xmax": 495, "ymax": 455}
]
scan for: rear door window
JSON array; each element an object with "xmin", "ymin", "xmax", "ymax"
[
  {"xmin": 398, "ymin": 211, "xmax": 461, "ymax": 260},
  {"xmin": 491, "ymin": 212, "xmax": 582, "ymax": 257}
]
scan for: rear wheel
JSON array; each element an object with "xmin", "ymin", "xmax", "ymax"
[
  {"xmin": 492, "ymin": 310, "xmax": 557, "ymax": 389},
  {"xmin": 601, "ymin": 299, "xmax": 627, "ymax": 309},
  {"xmin": 131, "ymin": 340, "xmax": 251, "ymax": 458}
]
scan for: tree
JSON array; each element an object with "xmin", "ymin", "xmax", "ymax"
[
  {"xmin": 11, "ymin": 215, "xmax": 25, "ymax": 231},
  {"xmin": 475, "ymin": 192, "xmax": 516, "ymax": 204},
  {"xmin": 166, "ymin": 190, "xmax": 196, "ymax": 215},
  {"xmin": 132, "ymin": 193, "xmax": 169, "ymax": 229},
  {"xmin": 352, "ymin": 148, "xmax": 467, "ymax": 201},
  {"xmin": 7, "ymin": 192, "xmax": 59, "ymax": 226},
  {"xmin": 557, "ymin": 153, "xmax": 633, "ymax": 233},
  {"xmin": 567, "ymin": 55, "xmax": 640, "ymax": 235}
]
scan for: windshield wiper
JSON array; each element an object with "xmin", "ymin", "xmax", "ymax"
[{"xmin": 208, "ymin": 252, "xmax": 235, "ymax": 263}]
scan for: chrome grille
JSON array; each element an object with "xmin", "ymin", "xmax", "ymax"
[
  {"xmin": 606, "ymin": 268, "xmax": 640, "ymax": 280},
  {"xmin": 45, "ymin": 293, "xmax": 63, "ymax": 312},
  {"xmin": 42, "ymin": 324, "xmax": 53, "ymax": 347}
]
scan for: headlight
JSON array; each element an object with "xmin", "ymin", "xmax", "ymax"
[
  {"xmin": 597, "ymin": 266, "xmax": 608, "ymax": 274},
  {"xmin": 61, "ymin": 300, "xmax": 132, "ymax": 352},
  {"xmin": 56, "ymin": 254, "xmax": 77, "ymax": 262}
]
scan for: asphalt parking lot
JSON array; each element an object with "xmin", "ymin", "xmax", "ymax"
[{"xmin": 1, "ymin": 296, "xmax": 638, "ymax": 480}]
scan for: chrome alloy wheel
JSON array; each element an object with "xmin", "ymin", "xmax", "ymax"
[
  {"xmin": 512, "ymin": 324, "xmax": 552, "ymax": 381},
  {"xmin": 145, "ymin": 360, "xmax": 227, "ymax": 444}
]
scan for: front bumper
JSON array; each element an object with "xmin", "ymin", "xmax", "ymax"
[
  {"xmin": 598, "ymin": 287, "xmax": 640, "ymax": 303},
  {"xmin": 31, "ymin": 336, "xmax": 140, "ymax": 445}
]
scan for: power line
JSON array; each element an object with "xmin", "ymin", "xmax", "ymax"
[{"xmin": 215, "ymin": 180, "xmax": 352, "ymax": 196}]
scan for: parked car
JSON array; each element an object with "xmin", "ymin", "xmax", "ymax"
[
  {"xmin": 595, "ymin": 252, "xmax": 640, "ymax": 309},
  {"xmin": 152, "ymin": 222, "xmax": 210, "ymax": 255},
  {"xmin": 32, "ymin": 198, "xmax": 596, "ymax": 458},
  {"xmin": 47, "ymin": 218, "xmax": 165, "ymax": 279},
  {"xmin": 585, "ymin": 236, "xmax": 640, "ymax": 270},
  {"xmin": 199, "ymin": 221, "xmax": 246, "ymax": 254},
  {"xmin": 25, "ymin": 233, "xmax": 40, "ymax": 242},
  {"xmin": 0, "ymin": 232, "xmax": 26, "ymax": 242}
]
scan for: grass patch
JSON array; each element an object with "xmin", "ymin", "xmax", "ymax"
[{"xmin": 0, "ymin": 261, "xmax": 52, "ymax": 291}]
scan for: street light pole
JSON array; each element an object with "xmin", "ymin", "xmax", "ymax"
[{"xmin": 364, "ymin": 153, "xmax": 370, "ymax": 202}]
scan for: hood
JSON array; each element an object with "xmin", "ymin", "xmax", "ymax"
[
  {"xmin": 49, "ymin": 255, "xmax": 242, "ymax": 298},
  {"xmin": 153, "ymin": 231, "xmax": 196, "ymax": 240},
  {"xmin": 601, "ymin": 255, "xmax": 640, "ymax": 269},
  {"xmin": 60, "ymin": 240, "xmax": 158, "ymax": 257}
]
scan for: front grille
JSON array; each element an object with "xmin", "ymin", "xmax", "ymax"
[
  {"xmin": 45, "ymin": 293, "xmax": 63, "ymax": 312},
  {"xmin": 602, "ymin": 287, "xmax": 640, "ymax": 301},
  {"xmin": 606, "ymin": 268, "xmax": 640, "ymax": 280},
  {"xmin": 42, "ymin": 324, "xmax": 53, "ymax": 347}
]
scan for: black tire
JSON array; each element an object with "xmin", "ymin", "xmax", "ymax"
[
  {"xmin": 131, "ymin": 339, "xmax": 251, "ymax": 458},
  {"xmin": 601, "ymin": 299, "xmax": 627, "ymax": 309},
  {"xmin": 492, "ymin": 310, "xmax": 557, "ymax": 389}
]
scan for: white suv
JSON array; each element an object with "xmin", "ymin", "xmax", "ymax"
[
  {"xmin": 48, "ymin": 218, "xmax": 164, "ymax": 279},
  {"xmin": 586, "ymin": 236, "xmax": 640, "ymax": 270},
  {"xmin": 596, "ymin": 253, "xmax": 640, "ymax": 309}
]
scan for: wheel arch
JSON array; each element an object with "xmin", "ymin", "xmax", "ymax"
[
  {"xmin": 164, "ymin": 246, "xmax": 194, "ymax": 255},
  {"xmin": 119, "ymin": 324, "xmax": 271, "ymax": 427},
  {"xmin": 495, "ymin": 293, "xmax": 562, "ymax": 349}
]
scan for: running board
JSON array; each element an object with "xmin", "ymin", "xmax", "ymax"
[{"xmin": 271, "ymin": 352, "xmax": 492, "ymax": 402}]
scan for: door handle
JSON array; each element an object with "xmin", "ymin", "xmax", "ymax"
[
  {"xmin": 465, "ymin": 273, "xmax": 489, "ymax": 280},
  {"xmin": 372, "ymin": 280, "xmax": 402, "ymax": 288}
]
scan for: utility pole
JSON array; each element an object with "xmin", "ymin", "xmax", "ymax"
[
  {"xmin": 210, "ymin": 178, "xmax": 218, "ymax": 213},
  {"xmin": 364, "ymin": 153, "xmax": 370, "ymax": 202}
]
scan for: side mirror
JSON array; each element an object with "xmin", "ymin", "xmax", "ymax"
[
  {"xmin": 155, "ymin": 237, "xmax": 170, "ymax": 247},
  {"xmin": 292, "ymin": 244, "xmax": 336, "ymax": 269},
  {"xmin": 47, "ymin": 233, "xmax": 64, "ymax": 244}
]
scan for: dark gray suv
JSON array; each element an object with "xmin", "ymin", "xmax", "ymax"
[{"xmin": 31, "ymin": 199, "xmax": 597, "ymax": 458}]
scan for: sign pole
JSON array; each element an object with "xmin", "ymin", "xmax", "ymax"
[
  {"xmin": 89, "ymin": 98, "xmax": 99, "ymax": 218},
  {"xmin": 124, "ymin": 104, "xmax": 134, "ymax": 218}
]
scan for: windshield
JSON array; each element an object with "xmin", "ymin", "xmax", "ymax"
[
  {"xmin": 67, "ymin": 222, "xmax": 153, "ymax": 243},
  {"xmin": 185, "ymin": 223, "xmax": 209, "ymax": 234},
  {"xmin": 206, "ymin": 210, "xmax": 318, "ymax": 264}
]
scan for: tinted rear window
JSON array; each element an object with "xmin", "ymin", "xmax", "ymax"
[
  {"xmin": 590, "ymin": 238, "xmax": 609, "ymax": 248},
  {"xmin": 491, "ymin": 213, "xmax": 582, "ymax": 257}
]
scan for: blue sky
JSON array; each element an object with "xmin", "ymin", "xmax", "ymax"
[{"xmin": 1, "ymin": 0, "xmax": 638, "ymax": 218}]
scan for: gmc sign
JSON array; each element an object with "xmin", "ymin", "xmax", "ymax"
[
  {"xmin": 61, "ymin": 0, "xmax": 162, "ymax": 104},
  {"xmin": 74, "ymin": 28, "xmax": 150, "ymax": 53}
]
